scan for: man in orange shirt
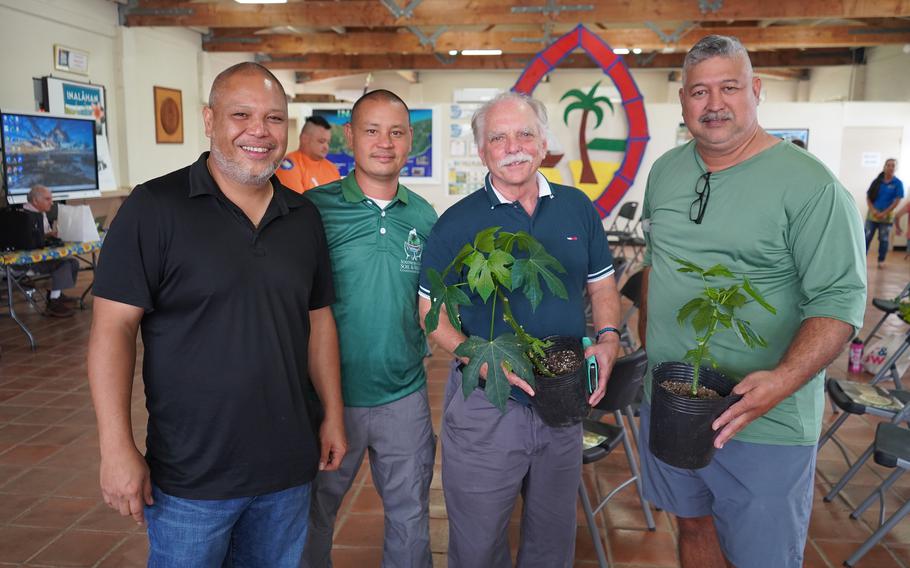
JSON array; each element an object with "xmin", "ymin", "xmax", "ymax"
[{"xmin": 276, "ymin": 116, "xmax": 341, "ymax": 193}]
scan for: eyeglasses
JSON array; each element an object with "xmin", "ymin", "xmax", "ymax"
[{"xmin": 689, "ymin": 171, "xmax": 712, "ymax": 224}]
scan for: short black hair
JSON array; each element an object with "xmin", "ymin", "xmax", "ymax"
[
  {"xmin": 303, "ymin": 115, "xmax": 331, "ymax": 132},
  {"xmin": 350, "ymin": 89, "xmax": 410, "ymax": 126}
]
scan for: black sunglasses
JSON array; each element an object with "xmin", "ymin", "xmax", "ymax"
[{"xmin": 689, "ymin": 171, "xmax": 712, "ymax": 224}]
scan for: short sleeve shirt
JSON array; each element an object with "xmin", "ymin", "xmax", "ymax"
[
  {"xmin": 93, "ymin": 153, "xmax": 335, "ymax": 499},
  {"xmin": 305, "ymin": 174, "xmax": 437, "ymax": 407},
  {"xmin": 641, "ymin": 140, "xmax": 866, "ymax": 445},
  {"xmin": 870, "ymin": 177, "xmax": 904, "ymax": 221},
  {"xmin": 420, "ymin": 173, "xmax": 614, "ymax": 341}
]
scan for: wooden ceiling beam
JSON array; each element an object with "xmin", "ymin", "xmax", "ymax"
[
  {"xmin": 261, "ymin": 49, "xmax": 856, "ymax": 71},
  {"xmin": 126, "ymin": 0, "xmax": 910, "ymax": 28},
  {"xmin": 204, "ymin": 25, "xmax": 910, "ymax": 54}
]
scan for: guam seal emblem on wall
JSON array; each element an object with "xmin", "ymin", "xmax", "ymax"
[{"xmin": 512, "ymin": 24, "xmax": 650, "ymax": 219}]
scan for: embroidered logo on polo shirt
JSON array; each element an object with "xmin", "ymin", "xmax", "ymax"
[
  {"xmin": 280, "ymin": 159, "xmax": 294, "ymax": 170},
  {"xmin": 566, "ymin": 235, "xmax": 579, "ymax": 241},
  {"xmin": 401, "ymin": 228, "xmax": 423, "ymax": 273}
]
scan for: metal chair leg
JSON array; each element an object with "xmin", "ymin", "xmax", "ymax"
[
  {"xmin": 616, "ymin": 410, "xmax": 656, "ymax": 530},
  {"xmin": 578, "ymin": 481, "xmax": 609, "ymax": 568},
  {"xmin": 845, "ymin": 497, "xmax": 910, "ymax": 566},
  {"xmin": 818, "ymin": 412, "xmax": 851, "ymax": 449},
  {"xmin": 825, "ymin": 443, "xmax": 875, "ymax": 502},
  {"xmin": 851, "ymin": 468, "xmax": 906, "ymax": 520}
]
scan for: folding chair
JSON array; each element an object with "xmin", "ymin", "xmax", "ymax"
[
  {"xmin": 820, "ymin": 327, "xmax": 910, "ymax": 450},
  {"xmin": 617, "ymin": 270, "xmax": 645, "ymax": 354},
  {"xmin": 578, "ymin": 348, "xmax": 656, "ymax": 568},
  {"xmin": 861, "ymin": 281, "xmax": 910, "ymax": 345},
  {"xmin": 820, "ymin": 376, "xmax": 910, "ymax": 503},
  {"xmin": 605, "ymin": 201, "xmax": 646, "ymax": 265},
  {"xmin": 844, "ymin": 423, "xmax": 910, "ymax": 567}
]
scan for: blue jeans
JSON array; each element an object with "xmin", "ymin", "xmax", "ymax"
[
  {"xmin": 865, "ymin": 220, "xmax": 892, "ymax": 262},
  {"xmin": 145, "ymin": 483, "xmax": 311, "ymax": 568}
]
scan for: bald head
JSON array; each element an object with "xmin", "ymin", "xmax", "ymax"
[
  {"xmin": 208, "ymin": 62, "xmax": 287, "ymax": 110},
  {"xmin": 28, "ymin": 185, "xmax": 53, "ymax": 212}
]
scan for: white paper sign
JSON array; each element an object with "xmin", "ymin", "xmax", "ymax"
[{"xmin": 862, "ymin": 152, "xmax": 882, "ymax": 169}]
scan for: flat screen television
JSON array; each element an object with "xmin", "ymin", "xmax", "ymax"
[{"xmin": 0, "ymin": 109, "xmax": 100, "ymax": 205}]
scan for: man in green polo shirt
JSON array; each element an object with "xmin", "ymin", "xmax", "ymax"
[
  {"xmin": 302, "ymin": 90, "xmax": 437, "ymax": 568},
  {"xmin": 637, "ymin": 36, "xmax": 866, "ymax": 568}
]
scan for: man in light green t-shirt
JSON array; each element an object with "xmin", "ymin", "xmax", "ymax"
[
  {"xmin": 637, "ymin": 36, "xmax": 866, "ymax": 568},
  {"xmin": 302, "ymin": 90, "xmax": 437, "ymax": 568}
]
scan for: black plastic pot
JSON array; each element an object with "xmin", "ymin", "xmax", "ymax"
[
  {"xmin": 648, "ymin": 362, "xmax": 740, "ymax": 469},
  {"xmin": 532, "ymin": 336, "xmax": 590, "ymax": 428}
]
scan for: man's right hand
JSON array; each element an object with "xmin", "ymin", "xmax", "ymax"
[{"xmin": 99, "ymin": 447, "xmax": 154, "ymax": 525}]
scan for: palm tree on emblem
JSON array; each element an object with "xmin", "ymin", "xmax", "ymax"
[{"xmin": 560, "ymin": 80, "xmax": 614, "ymax": 184}]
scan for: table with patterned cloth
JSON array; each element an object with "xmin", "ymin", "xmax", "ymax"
[{"xmin": 1, "ymin": 233, "xmax": 105, "ymax": 349}]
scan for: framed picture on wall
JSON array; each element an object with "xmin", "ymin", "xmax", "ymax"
[
  {"xmin": 53, "ymin": 44, "xmax": 89, "ymax": 75},
  {"xmin": 154, "ymin": 86, "xmax": 184, "ymax": 144},
  {"xmin": 767, "ymin": 128, "xmax": 809, "ymax": 149},
  {"xmin": 311, "ymin": 106, "xmax": 441, "ymax": 185}
]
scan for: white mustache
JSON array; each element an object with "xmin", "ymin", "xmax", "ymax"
[
  {"xmin": 498, "ymin": 153, "xmax": 534, "ymax": 167},
  {"xmin": 700, "ymin": 112, "xmax": 732, "ymax": 123}
]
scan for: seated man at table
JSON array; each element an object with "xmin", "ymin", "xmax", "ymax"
[{"xmin": 22, "ymin": 185, "xmax": 79, "ymax": 318}]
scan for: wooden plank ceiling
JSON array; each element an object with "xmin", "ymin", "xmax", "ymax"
[{"xmin": 121, "ymin": 0, "xmax": 910, "ymax": 83}]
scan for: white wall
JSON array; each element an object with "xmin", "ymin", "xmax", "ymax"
[
  {"xmin": 864, "ymin": 45, "xmax": 910, "ymax": 102},
  {"xmin": 118, "ymin": 26, "xmax": 205, "ymax": 185},
  {"xmin": 2, "ymin": 1, "xmax": 906, "ymax": 207},
  {"xmin": 0, "ymin": 0, "xmax": 123, "ymax": 185}
]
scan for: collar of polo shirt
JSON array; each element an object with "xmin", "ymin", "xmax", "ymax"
[
  {"xmin": 340, "ymin": 173, "xmax": 410, "ymax": 206},
  {"xmin": 485, "ymin": 171, "xmax": 554, "ymax": 207}
]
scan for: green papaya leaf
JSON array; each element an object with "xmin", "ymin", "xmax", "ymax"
[
  {"xmin": 450, "ymin": 243, "xmax": 475, "ymax": 274},
  {"xmin": 466, "ymin": 251, "xmax": 496, "ymax": 302},
  {"xmin": 487, "ymin": 249, "xmax": 515, "ymax": 290},
  {"xmin": 455, "ymin": 334, "xmax": 534, "ymax": 412},
  {"xmin": 704, "ymin": 264, "xmax": 735, "ymax": 278},
  {"xmin": 743, "ymin": 277, "xmax": 777, "ymax": 314},
  {"xmin": 691, "ymin": 304, "xmax": 715, "ymax": 335},
  {"xmin": 511, "ymin": 240, "xmax": 568, "ymax": 310},
  {"xmin": 672, "ymin": 257, "xmax": 705, "ymax": 275},
  {"xmin": 677, "ymin": 297, "xmax": 706, "ymax": 326},
  {"xmin": 424, "ymin": 269, "xmax": 471, "ymax": 334},
  {"xmin": 473, "ymin": 226, "xmax": 500, "ymax": 253}
]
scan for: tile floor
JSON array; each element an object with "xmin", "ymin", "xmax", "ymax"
[{"xmin": 0, "ymin": 250, "xmax": 907, "ymax": 567}]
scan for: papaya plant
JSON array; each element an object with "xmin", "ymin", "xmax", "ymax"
[
  {"xmin": 673, "ymin": 257, "xmax": 776, "ymax": 396},
  {"xmin": 424, "ymin": 226, "xmax": 568, "ymax": 411}
]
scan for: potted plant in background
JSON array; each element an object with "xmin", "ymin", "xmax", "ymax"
[
  {"xmin": 424, "ymin": 226, "xmax": 590, "ymax": 426},
  {"xmin": 649, "ymin": 258, "xmax": 776, "ymax": 469}
]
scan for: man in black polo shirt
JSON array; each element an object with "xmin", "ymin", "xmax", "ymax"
[
  {"xmin": 419, "ymin": 92, "xmax": 621, "ymax": 567},
  {"xmin": 87, "ymin": 62, "xmax": 346, "ymax": 567}
]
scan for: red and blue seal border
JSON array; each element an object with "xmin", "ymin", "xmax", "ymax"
[{"xmin": 513, "ymin": 25, "xmax": 650, "ymax": 218}]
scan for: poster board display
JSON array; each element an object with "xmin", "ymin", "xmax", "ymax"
[
  {"xmin": 312, "ymin": 106, "xmax": 440, "ymax": 185},
  {"xmin": 43, "ymin": 76, "xmax": 116, "ymax": 190}
]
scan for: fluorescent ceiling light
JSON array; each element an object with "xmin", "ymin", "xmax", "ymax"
[
  {"xmin": 234, "ymin": 0, "xmax": 287, "ymax": 4},
  {"xmin": 462, "ymin": 49, "xmax": 502, "ymax": 56},
  {"xmin": 449, "ymin": 50, "xmax": 459, "ymax": 55},
  {"xmin": 632, "ymin": 48, "xmax": 642, "ymax": 54},
  {"xmin": 613, "ymin": 48, "xmax": 630, "ymax": 55}
]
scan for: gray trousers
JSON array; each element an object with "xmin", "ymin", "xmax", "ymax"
[
  {"xmin": 442, "ymin": 363, "xmax": 582, "ymax": 568},
  {"xmin": 31, "ymin": 258, "xmax": 79, "ymax": 291},
  {"xmin": 302, "ymin": 387, "xmax": 436, "ymax": 568}
]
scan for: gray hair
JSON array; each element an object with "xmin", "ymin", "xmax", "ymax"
[
  {"xmin": 471, "ymin": 91, "xmax": 548, "ymax": 149},
  {"xmin": 682, "ymin": 35, "xmax": 753, "ymax": 83},
  {"xmin": 27, "ymin": 185, "xmax": 49, "ymax": 204}
]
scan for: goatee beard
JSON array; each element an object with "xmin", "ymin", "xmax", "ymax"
[{"xmin": 210, "ymin": 146, "xmax": 278, "ymax": 186}]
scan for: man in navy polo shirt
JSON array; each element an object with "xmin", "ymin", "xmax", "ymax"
[
  {"xmin": 87, "ymin": 62, "xmax": 346, "ymax": 567},
  {"xmin": 418, "ymin": 91, "xmax": 622, "ymax": 567}
]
